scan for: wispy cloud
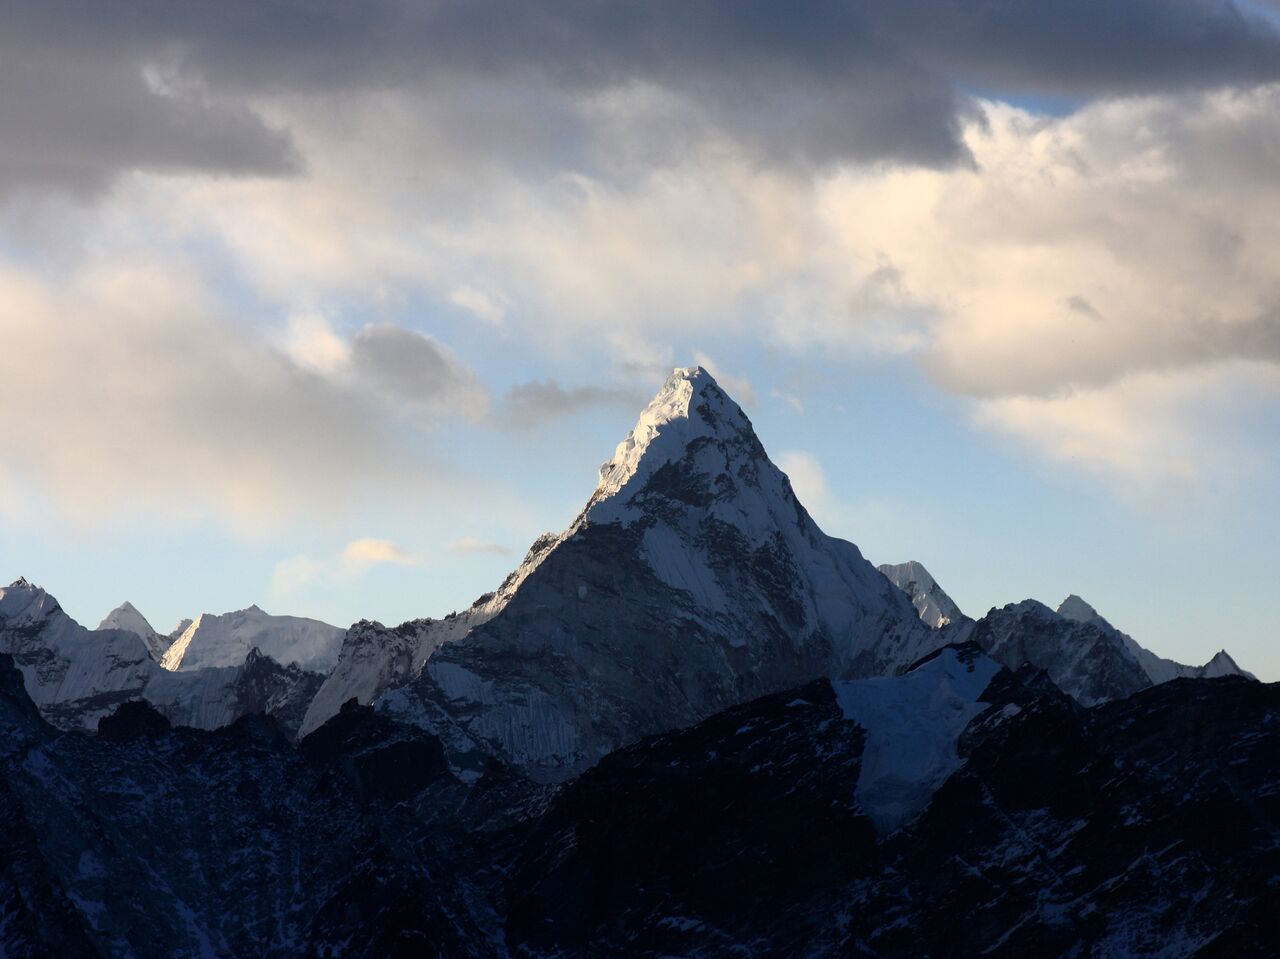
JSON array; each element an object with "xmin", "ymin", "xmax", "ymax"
[
  {"xmin": 449, "ymin": 285, "xmax": 508, "ymax": 326},
  {"xmin": 449, "ymin": 537, "xmax": 512, "ymax": 556},
  {"xmin": 341, "ymin": 537, "xmax": 423, "ymax": 571},
  {"xmin": 498, "ymin": 379, "xmax": 646, "ymax": 429},
  {"xmin": 270, "ymin": 536, "xmax": 425, "ymax": 603}
]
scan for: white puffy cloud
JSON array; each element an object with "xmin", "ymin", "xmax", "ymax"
[{"xmin": 810, "ymin": 88, "xmax": 1280, "ymax": 482}]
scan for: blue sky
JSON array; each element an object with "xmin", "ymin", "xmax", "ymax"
[{"xmin": 2, "ymin": 0, "xmax": 1280, "ymax": 678}]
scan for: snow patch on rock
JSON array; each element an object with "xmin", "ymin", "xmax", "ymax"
[{"xmin": 835, "ymin": 646, "xmax": 1001, "ymax": 833}]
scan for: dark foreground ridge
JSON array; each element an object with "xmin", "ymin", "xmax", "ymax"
[{"xmin": 1, "ymin": 650, "xmax": 1277, "ymax": 957}]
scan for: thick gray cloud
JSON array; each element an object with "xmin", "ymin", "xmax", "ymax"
[
  {"xmin": 349, "ymin": 324, "xmax": 489, "ymax": 420},
  {"xmin": 0, "ymin": 37, "xmax": 298, "ymax": 196},
  {"xmin": 499, "ymin": 379, "xmax": 647, "ymax": 429},
  {"xmin": 892, "ymin": 0, "xmax": 1280, "ymax": 96},
  {"xmin": 9, "ymin": 0, "xmax": 1280, "ymax": 195}
]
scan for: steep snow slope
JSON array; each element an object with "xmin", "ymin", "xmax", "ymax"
[
  {"xmin": 98, "ymin": 601, "xmax": 171, "ymax": 661},
  {"xmin": 834, "ymin": 645, "xmax": 1001, "ymax": 832},
  {"xmin": 161, "ymin": 605, "xmax": 345, "ymax": 673},
  {"xmin": 878, "ymin": 560, "xmax": 964, "ymax": 628},
  {"xmin": 380, "ymin": 367, "xmax": 939, "ymax": 780}
]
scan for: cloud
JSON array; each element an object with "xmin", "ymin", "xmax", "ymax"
[
  {"xmin": 271, "ymin": 537, "xmax": 425, "ymax": 603},
  {"xmin": 771, "ymin": 388, "xmax": 805, "ymax": 414},
  {"xmin": 0, "ymin": 260, "xmax": 426, "ymax": 528},
  {"xmin": 7, "ymin": 3, "xmax": 1280, "ymax": 502},
  {"xmin": 12, "ymin": 0, "xmax": 1280, "ymax": 203},
  {"xmin": 498, "ymin": 379, "xmax": 647, "ymax": 429},
  {"xmin": 340, "ymin": 537, "xmax": 423, "ymax": 571},
  {"xmin": 349, "ymin": 324, "xmax": 490, "ymax": 422},
  {"xmin": 974, "ymin": 361, "xmax": 1280, "ymax": 489},
  {"xmin": 449, "ymin": 285, "xmax": 507, "ymax": 325},
  {"xmin": 268, "ymin": 555, "xmax": 325, "ymax": 596},
  {"xmin": 0, "ymin": 45, "xmax": 298, "ymax": 198},
  {"xmin": 812, "ymin": 88, "xmax": 1280, "ymax": 479},
  {"xmin": 776, "ymin": 450, "xmax": 834, "ymax": 519},
  {"xmin": 280, "ymin": 312, "xmax": 350, "ymax": 374},
  {"xmin": 449, "ymin": 537, "xmax": 512, "ymax": 556}
]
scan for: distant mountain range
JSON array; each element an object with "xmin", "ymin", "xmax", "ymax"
[{"xmin": 0, "ymin": 366, "xmax": 1269, "ymax": 957}]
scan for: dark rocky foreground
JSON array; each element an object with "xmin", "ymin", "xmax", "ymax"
[{"xmin": 1, "ymin": 649, "xmax": 1277, "ymax": 958}]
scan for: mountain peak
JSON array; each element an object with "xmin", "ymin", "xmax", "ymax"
[
  {"xmin": 586, "ymin": 365, "xmax": 757, "ymax": 523},
  {"xmin": 1057, "ymin": 594, "xmax": 1101, "ymax": 623},
  {"xmin": 98, "ymin": 601, "xmax": 159, "ymax": 639},
  {"xmin": 879, "ymin": 561, "xmax": 965, "ymax": 628},
  {"xmin": 1201, "ymin": 649, "xmax": 1254, "ymax": 679}
]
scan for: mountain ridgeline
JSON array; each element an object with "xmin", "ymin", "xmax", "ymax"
[{"xmin": 0, "ymin": 366, "xmax": 1269, "ymax": 958}]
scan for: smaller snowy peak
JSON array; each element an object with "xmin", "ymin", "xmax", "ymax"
[
  {"xmin": 160, "ymin": 607, "xmax": 345, "ymax": 674},
  {"xmin": 97, "ymin": 601, "xmax": 156, "ymax": 638},
  {"xmin": 1057, "ymin": 594, "xmax": 1103, "ymax": 624},
  {"xmin": 1200, "ymin": 650, "xmax": 1255, "ymax": 680},
  {"xmin": 98, "ymin": 601, "xmax": 171, "ymax": 661},
  {"xmin": 834, "ymin": 645, "xmax": 1002, "ymax": 833},
  {"xmin": 169, "ymin": 618, "xmax": 194, "ymax": 640},
  {"xmin": 879, "ymin": 561, "xmax": 964, "ymax": 628}
]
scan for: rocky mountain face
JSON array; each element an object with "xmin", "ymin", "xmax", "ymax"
[
  {"xmin": 877, "ymin": 561, "xmax": 1254, "ymax": 705},
  {"xmin": 1056, "ymin": 593, "xmax": 1254, "ymax": 684},
  {"xmin": 506, "ymin": 647, "xmax": 1280, "ymax": 957},
  {"xmin": 0, "ymin": 652, "xmax": 505, "ymax": 959},
  {"xmin": 0, "ymin": 580, "xmax": 328, "ymax": 736},
  {"xmin": 2, "ymin": 640, "xmax": 1275, "ymax": 958},
  {"xmin": 878, "ymin": 560, "xmax": 964, "ymax": 627},
  {"xmin": 376, "ymin": 367, "xmax": 942, "ymax": 780},
  {"xmin": 2, "ymin": 371, "xmax": 1255, "ymax": 764}
]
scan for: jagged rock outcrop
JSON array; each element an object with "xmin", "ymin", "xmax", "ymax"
[{"xmin": 878, "ymin": 560, "xmax": 964, "ymax": 627}]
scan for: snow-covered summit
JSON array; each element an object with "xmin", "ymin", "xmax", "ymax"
[
  {"xmin": 0, "ymin": 577, "xmax": 56, "ymax": 623},
  {"xmin": 1057, "ymin": 593, "xmax": 1108, "ymax": 625},
  {"xmin": 587, "ymin": 367, "xmax": 742, "ymax": 517},
  {"xmin": 1201, "ymin": 649, "xmax": 1251, "ymax": 679},
  {"xmin": 879, "ymin": 561, "xmax": 965, "ymax": 628},
  {"xmin": 161, "ymin": 606, "xmax": 345, "ymax": 673},
  {"xmin": 98, "ymin": 601, "xmax": 153, "ymax": 636},
  {"xmin": 98, "ymin": 601, "xmax": 171, "ymax": 661}
]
